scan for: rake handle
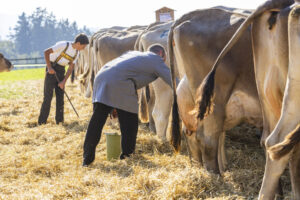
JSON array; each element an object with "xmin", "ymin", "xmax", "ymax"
[{"xmin": 54, "ymin": 73, "xmax": 80, "ymax": 118}]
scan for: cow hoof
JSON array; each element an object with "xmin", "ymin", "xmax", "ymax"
[
  {"xmin": 149, "ymin": 124, "xmax": 156, "ymax": 133},
  {"xmin": 158, "ymin": 136, "xmax": 168, "ymax": 144}
]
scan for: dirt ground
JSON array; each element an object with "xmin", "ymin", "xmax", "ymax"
[{"xmin": 0, "ymin": 79, "xmax": 292, "ymax": 199}]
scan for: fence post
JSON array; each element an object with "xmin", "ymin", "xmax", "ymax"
[{"xmin": 8, "ymin": 57, "xmax": 44, "ymax": 66}]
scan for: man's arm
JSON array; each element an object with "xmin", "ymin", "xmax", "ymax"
[
  {"xmin": 155, "ymin": 61, "xmax": 175, "ymax": 88},
  {"xmin": 58, "ymin": 62, "xmax": 74, "ymax": 89},
  {"xmin": 44, "ymin": 48, "xmax": 55, "ymax": 74}
]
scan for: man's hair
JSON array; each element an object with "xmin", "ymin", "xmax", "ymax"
[
  {"xmin": 74, "ymin": 33, "xmax": 89, "ymax": 45},
  {"xmin": 148, "ymin": 44, "xmax": 166, "ymax": 58}
]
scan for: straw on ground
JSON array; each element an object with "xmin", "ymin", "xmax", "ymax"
[{"xmin": 0, "ymin": 74, "xmax": 292, "ymax": 199}]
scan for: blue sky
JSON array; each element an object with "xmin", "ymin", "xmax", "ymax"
[{"xmin": 0, "ymin": 0, "xmax": 266, "ymax": 40}]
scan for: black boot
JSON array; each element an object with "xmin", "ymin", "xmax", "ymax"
[
  {"xmin": 82, "ymin": 151, "xmax": 95, "ymax": 166},
  {"xmin": 120, "ymin": 153, "xmax": 130, "ymax": 160}
]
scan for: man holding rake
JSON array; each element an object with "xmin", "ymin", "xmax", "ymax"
[{"xmin": 38, "ymin": 33, "xmax": 89, "ymax": 125}]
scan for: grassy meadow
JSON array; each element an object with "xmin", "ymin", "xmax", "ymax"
[{"xmin": 0, "ymin": 69, "xmax": 292, "ymax": 199}]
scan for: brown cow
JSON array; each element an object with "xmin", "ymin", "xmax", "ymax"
[
  {"xmin": 0, "ymin": 53, "xmax": 13, "ymax": 72},
  {"xmin": 135, "ymin": 21, "xmax": 173, "ymax": 141},
  {"xmin": 168, "ymin": 6, "xmax": 262, "ymax": 174},
  {"xmin": 75, "ymin": 26, "xmax": 145, "ymax": 98},
  {"xmin": 195, "ymin": 0, "xmax": 299, "ymax": 198},
  {"xmin": 74, "ymin": 27, "xmax": 125, "ymax": 97}
]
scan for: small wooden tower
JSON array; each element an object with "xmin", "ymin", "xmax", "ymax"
[{"xmin": 155, "ymin": 7, "xmax": 175, "ymax": 22}]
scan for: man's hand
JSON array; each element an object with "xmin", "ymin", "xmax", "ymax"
[
  {"xmin": 58, "ymin": 80, "xmax": 66, "ymax": 90},
  {"xmin": 47, "ymin": 67, "xmax": 56, "ymax": 74},
  {"xmin": 110, "ymin": 109, "xmax": 118, "ymax": 119}
]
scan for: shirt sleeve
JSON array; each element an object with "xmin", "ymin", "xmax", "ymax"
[
  {"xmin": 154, "ymin": 59, "xmax": 173, "ymax": 88},
  {"xmin": 51, "ymin": 41, "xmax": 67, "ymax": 53}
]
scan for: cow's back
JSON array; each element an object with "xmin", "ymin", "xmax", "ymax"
[{"xmin": 173, "ymin": 7, "xmax": 261, "ymax": 128}]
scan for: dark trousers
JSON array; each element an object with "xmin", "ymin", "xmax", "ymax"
[
  {"xmin": 83, "ymin": 102, "xmax": 138, "ymax": 163},
  {"xmin": 38, "ymin": 63, "xmax": 65, "ymax": 124}
]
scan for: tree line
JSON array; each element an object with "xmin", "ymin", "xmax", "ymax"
[{"xmin": 0, "ymin": 7, "xmax": 92, "ymax": 60}]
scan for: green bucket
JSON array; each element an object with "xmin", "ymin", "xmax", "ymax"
[{"xmin": 105, "ymin": 132, "xmax": 121, "ymax": 160}]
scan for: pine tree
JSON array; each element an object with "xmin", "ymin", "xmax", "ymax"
[
  {"xmin": 10, "ymin": 7, "xmax": 92, "ymax": 57},
  {"xmin": 12, "ymin": 12, "xmax": 31, "ymax": 54}
]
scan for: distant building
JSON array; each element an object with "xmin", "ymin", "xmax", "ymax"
[{"xmin": 155, "ymin": 7, "xmax": 175, "ymax": 22}]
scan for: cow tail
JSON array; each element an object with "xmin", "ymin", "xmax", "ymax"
[
  {"xmin": 168, "ymin": 23, "xmax": 181, "ymax": 152},
  {"xmin": 268, "ymin": 125, "xmax": 300, "ymax": 160},
  {"xmin": 195, "ymin": 0, "xmax": 294, "ymax": 121},
  {"xmin": 138, "ymin": 87, "xmax": 149, "ymax": 123}
]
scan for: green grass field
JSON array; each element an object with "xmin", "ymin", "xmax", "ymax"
[
  {"xmin": 13, "ymin": 64, "xmax": 46, "ymax": 68},
  {"xmin": 0, "ymin": 68, "xmax": 45, "ymax": 99},
  {"xmin": 0, "ymin": 68, "xmax": 45, "ymax": 81}
]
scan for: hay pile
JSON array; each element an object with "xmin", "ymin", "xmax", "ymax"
[{"xmin": 0, "ymin": 79, "xmax": 292, "ymax": 199}]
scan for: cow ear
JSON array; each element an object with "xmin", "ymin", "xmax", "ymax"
[{"xmin": 0, "ymin": 53, "xmax": 3, "ymax": 58}]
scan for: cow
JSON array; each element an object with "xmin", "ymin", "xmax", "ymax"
[
  {"xmin": 0, "ymin": 53, "xmax": 13, "ymax": 72},
  {"xmin": 73, "ymin": 27, "xmax": 126, "ymax": 84},
  {"xmin": 135, "ymin": 21, "xmax": 173, "ymax": 141},
  {"xmin": 135, "ymin": 22, "xmax": 164, "ymax": 133},
  {"xmin": 168, "ymin": 6, "xmax": 262, "ymax": 175},
  {"xmin": 74, "ymin": 26, "xmax": 145, "ymax": 98},
  {"xmin": 74, "ymin": 43, "xmax": 90, "ymax": 93},
  {"xmin": 194, "ymin": 0, "xmax": 299, "ymax": 198},
  {"xmin": 93, "ymin": 26, "xmax": 145, "ymax": 80},
  {"xmin": 74, "ymin": 27, "xmax": 121, "ymax": 97}
]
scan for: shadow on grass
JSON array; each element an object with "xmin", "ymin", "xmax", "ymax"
[
  {"xmin": 63, "ymin": 121, "xmax": 88, "ymax": 133},
  {"xmin": 0, "ymin": 124, "xmax": 13, "ymax": 132},
  {"xmin": 90, "ymin": 154, "xmax": 161, "ymax": 178},
  {"xmin": 26, "ymin": 121, "xmax": 38, "ymax": 128},
  {"xmin": 90, "ymin": 161, "xmax": 135, "ymax": 178},
  {"xmin": 137, "ymin": 138, "xmax": 174, "ymax": 156},
  {"xmin": 0, "ymin": 109, "xmax": 22, "ymax": 116}
]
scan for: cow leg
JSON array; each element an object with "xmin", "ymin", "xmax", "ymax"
[
  {"xmin": 85, "ymin": 80, "xmax": 92, "ymax": 98},
  {"xmin": 177, "ymin": 76, "xmax": 201, "ymax": 156},
  {"xmin": 147, "ymin": 85, "xmax": 156, "ymax": 133},
  {"xmin": 254, "ymin": 68, "xmax": 284, "ymax": 199},
  {"xmin": 218, "ymin": 131, "xmax": 227, "ymax": 174},
  {"xmin": 289, "ymin": 144, "xmax": 300, "ymax": 199},
  {"xmin": 199, "ymin": 105, "xmax": 225, "ymax": 174},
  {"xmin": 152, "ymin": 79, "xmax": 172, "ymax": 141},
  {"xmin": 259, "ymin": 153, "xmax": 289, "ymax": 200},
  {"xmin": 152, "ymin": 105, "xmax": 171, "ymax": 141},
  {"xmin": 287, "ymin": 12, "xmax": 300, "ymax": 199},
  {"xmin": 148, "ymin": 113, "xmax": 156, "ymax": 133}
]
